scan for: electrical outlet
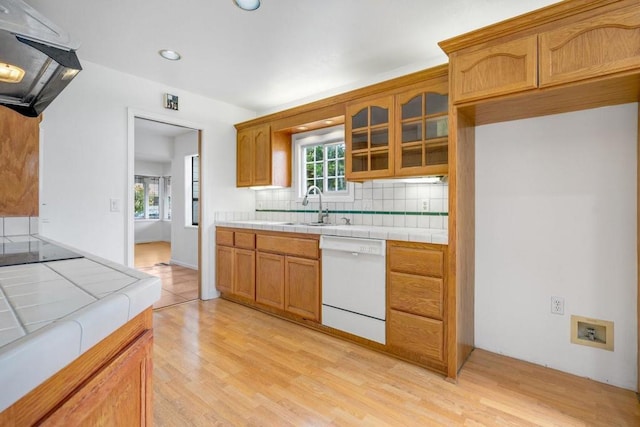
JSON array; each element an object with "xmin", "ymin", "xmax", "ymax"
[
  {"xmin": 551, "ymin": 296, "xmax": 564, "ymax": 315},
  {"xmin": 420, "ymin": 199, "xmax": 430, "ymax": 212}
]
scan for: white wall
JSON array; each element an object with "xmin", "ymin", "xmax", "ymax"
[
  {"xmin": 475, "ymin": 103, "xmax": 638, "ymax": 390},
  {"xmin": 134, "ymin": 159, "xmax": 170, "ymax": 177},
  {"xmin": 39, "ymin": 60, "xmax": 255, "ymax": 299},
  {"xmin": 170, "ymin": 132, "xmax": 198, "ymax": 269},
  {"xmin": 135, "ymin": 132, "xmax": 173, "ymax": 162}
]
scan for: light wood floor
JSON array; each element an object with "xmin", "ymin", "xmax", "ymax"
[
  {"xmin": 135, "ymin": 242, "xmax": 199, "ymax": 309},
  {"xmin": 153, "ymin": 299, "xmax": 640, "ymax": 426}
]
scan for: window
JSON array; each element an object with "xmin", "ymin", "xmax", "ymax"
[
  {"xmin": 294, "ymin": 125, "xmax": 353, "ymax": 201},
  {"xmin": 134, "ymin": 176, "xmax": 161, "ymax": 219},
  {"xmin": 163, "ymin": 177, "xmax": 171, "ymax": 220},
  {"xmin": 186, "ymin": 155, "xmax": 199, "ymax": 226}
]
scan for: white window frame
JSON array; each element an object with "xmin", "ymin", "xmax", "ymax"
[
  {"xmin": 185, "ymin": 154, "xmax": 199, "ymax": 227},
  {"xmin": 293, "ymin": 125, "xmax": 354, "ymax": 203},
  {"xmin": 134, "ymin": 175, "xmax": 162, "ymax": 221}
]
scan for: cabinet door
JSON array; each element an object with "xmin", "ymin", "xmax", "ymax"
[
  {"xmin": 389, "ymin": 272, "xmax": 444, "ymax": 320},
  {"xmin": 256, "ymin": 252, "xmax": 285, "ymax": 309},
  {"xmin": 395, "ymin": 83, "xmax": 449, "ymax": 177},
  {"xmin": 236, "ymin": 128, "xmax": 253, "ymax": 187},
  {"xmin": 41, "ymin": 330, "xmax": 153, "ymax": 426},
  {"xmin": 216, "ymin": 246, "xmax": 234, "ymax": 293},
  {"xmin": 539, "ymin": 6, "xmax": 640, "ymax": 87},
  {"xmin": 345, "ymin": 95, "xmax": 394, "ymax": 180},
  {"xmin": 252, "ymin": 124, "xmax": 271, "ymax": 186},
  {"xmin": 284, "ymin": 256, "xmax": 320, "ymax": 321},
  {"xmin": 387, "ymin": 309, "xmax": 444, "ymax": 362},
  {"xmin": 234, "ymin": 248, "xmax": 256, "ymax": 300},
  {"xmin": 0, "ymin": 106, "xmax": 39, "ymax": 216},
  {"xmin": 452, "ymin": 35, "xmax": 538, "ymax": 103}
]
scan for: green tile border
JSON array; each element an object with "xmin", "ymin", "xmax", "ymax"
[{"xmin": 256, "ymin": 209, "xmax": 448, "ymax": 216}]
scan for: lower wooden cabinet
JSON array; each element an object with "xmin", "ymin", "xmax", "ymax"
[
  {"xmin": 0, "ymin": 309, "xmax": 153, "ymax": 426},
  {"xmin": 284, "ymin": 256, "xmax": 320, "ymax": 321},
  {"xmin": 42, "ymin": 330, "xmax": 153, "ymax": 426},
  {"xmin": 387, "ymin": 309, "xmax": 444, "ymax": 362},
  {"xmin": 234, "ymin": 248, "xmax": 256, "ymax": 300},
  {"xmin": 386, "ymin": 241, "xmax": 447, "ymax": 372},
  {"xmin": 216, "ymin": 227, "xmax": 320, "ymax": 323},
  {"xmin": 215, "ymin": 246, "xmax": 233, "ymax": 293},
  {"xmin": 256, "ymin": 251, "xmax": 285, "ymax": 310}
]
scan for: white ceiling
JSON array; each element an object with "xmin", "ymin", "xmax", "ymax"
[{"xmin": 25, "ymin": 0, "xmax": 557, "ymax": 114}]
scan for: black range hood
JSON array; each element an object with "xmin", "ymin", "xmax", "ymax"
[{"xmin": 0, "ymin": 0, "xmax": 82, "ymax": 117}]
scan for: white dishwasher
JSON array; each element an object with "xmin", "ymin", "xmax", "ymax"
[{"xmin": 320, "ymin": 235, "xmax": 386, "ymax": 344}]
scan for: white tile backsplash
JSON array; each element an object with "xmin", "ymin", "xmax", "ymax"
[{"xmin": 252, "ymin": 182, "xmax": 448, "ymax": 229}]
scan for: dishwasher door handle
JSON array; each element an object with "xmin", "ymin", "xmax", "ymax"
[{"xmin": 351, "ymin": 252, "xmax": 359, "ymax": 257}]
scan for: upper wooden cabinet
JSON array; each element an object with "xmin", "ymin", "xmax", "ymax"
[
  {"xmin": 451, "ymin": 35, "xmax": 538, "ymax": 103},
  {"xmin": 236, "ymin": 124, "xmax": 291, "ymax": 188},
  {"xmin": 0, "ymin": 106, "xmax": 40, "ymax": 216},
  {"xmin": 395, "ymin": 82, "xmax": 449, "ymax": 177},
  {"xmin": 539, "ymin": 5, "xmax": 640, "ymax": 87},
  {"xmin": 345, "ymin": 71, "xmax": 449, "ymax": 180},
  {"xmin": 345, "ymin": 95, "xmax": 395, "ymax": 180}
]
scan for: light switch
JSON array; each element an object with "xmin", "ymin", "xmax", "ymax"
[{"xmin": 110, "ymin": 198, "xmax": 120, "ymax": 212}]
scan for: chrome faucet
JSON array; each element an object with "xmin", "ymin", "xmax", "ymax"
[{"xmin": 302, "ymin": 185, "xmax": 329, "ymax": 224}]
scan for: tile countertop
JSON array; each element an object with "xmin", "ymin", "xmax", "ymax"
[
  {"xmin": 0, "ymin": 235, "xmax": 161, "ymax": 412},
  {"xmin": 215, "ymin": 220, "xmax": 449, "ymax": 245}
]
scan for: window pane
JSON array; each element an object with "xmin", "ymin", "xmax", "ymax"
[
  {"xmin": 337, "ymin": 144, "xmax": 345, "ymax": 158},
  {"xmin": 164, "ymin": 177, "xmax": 171, "ymax": 220},
  {"xmin": 134, "ymin": 182, "xmax": 144, "ymax": 218},
  {"xmin": 327, "ymin": 145, "xmax": 336, "ymax": 159},
  {"xmin": 314, "ymin": 163, "xmax": 323, "ymax": 178},
  {"xmin": 337, "ymin": 159, "xmax": 345, "ymax": 176},
  {"xmin": 338, "ymin": 178, "xmax": 346, "ymax": 191},
  {"xmin": 315, "ymin": 145, "xmax": 323, "ymax": 161},
  {"xmin": 306, "ymin": 163, "xmax": 315, "ymax": 179},
  {"xmin": 314, "ymin": 178, "xmax": 323, "ymax": 188},
  {"xmin": 305, "ymin": 146, "xmax": 315, "ymax": 162},
  {"xmin": 307, "ymin": 179, "xmax": 314, "ymax": 190},
  {"xmin": 327, "ymin": 160, "xmax": 336, "ymax": 177},
  {"xmin": 192, "ymin": 200, "xmax": 199, "ymax": 226},
  {"xmin": 147, "ymin": 177, "xmax": 160, "ymax": 219},
  {"xmin": 327, "ymin": 178, "xmax": 336, "ymax": 191}
]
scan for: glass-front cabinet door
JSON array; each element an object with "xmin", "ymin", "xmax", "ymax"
[
  {"xmin": 395, "ymin": 81, "xmax": 449, "ymax": 177},
  {"xmin": 345, "ymin": 95, "xmax": 395, "ymax": 180}
]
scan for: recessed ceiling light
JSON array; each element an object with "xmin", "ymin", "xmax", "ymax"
[
  {"xmin": 324, "ymin": 120, "xmax": 333, "ymax": 125},
  {"xmin": 159, "ymin": 50, "xmax": 181, "ymax": 61},
  {"xmin": 298, "ymin": 126, "xmax": 308, "ymax": 131},
  {"xmin": 233, "ymin": 0, "xmax": 260, "ymax": 11}
]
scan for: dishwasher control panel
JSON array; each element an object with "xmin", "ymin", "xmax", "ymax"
[{"xmin": 320, "ymin": 235, "xmax": 386, "ymax": 256}]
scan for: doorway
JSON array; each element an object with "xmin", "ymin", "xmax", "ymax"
[{"xmin": 128, "ymin": 113, "xmax": 202, "ymax": 309}]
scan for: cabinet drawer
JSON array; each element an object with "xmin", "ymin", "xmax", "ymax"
[
  {"xmin": 257, "ymin": 234, "xmax": 319, "ymax": 259},
  {"xmin": 388, "ymin": 245, "xmax": 443, "ymax": 277},
  {"xmin": 539, "ymin": 6, "xmax": 640, "ymax": 87},
  {"xmin": 452, "ymin": 35, "xmax": 538, "ymax": 103},
  {"xmin": 234, "ymin": 231, "xmax": 255, "ymax": 249},
  {"xmin": 216, "ymin": 229, "xmax": 234, "ymax": 246},
  {"xmin": 387, "ymin": 309, "xmax": 444, "ymax": 362},
  {"xmin": 389, "ymin": 272, "xmax": 443, "ymax": 319}
]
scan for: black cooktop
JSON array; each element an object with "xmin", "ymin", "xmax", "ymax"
[{"xmin": 0, "ymin": 239, "xmax": 84, "ymax": 267}]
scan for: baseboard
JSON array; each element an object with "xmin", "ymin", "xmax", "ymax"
[{"xmin": 169, "ymin": 259, "xmax": 197, "ymax": 270}]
